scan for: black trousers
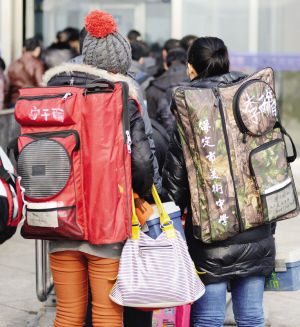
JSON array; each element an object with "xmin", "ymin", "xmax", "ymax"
[
  {"xmin": 123, "ymin": 307, "xmax": 153, "ymax": 327},
  {"xmin": 84, "ymin": 284, "xmax": 153, "ymax": 327}
]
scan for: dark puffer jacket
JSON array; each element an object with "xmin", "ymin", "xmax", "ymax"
[
  {"xmin": 162, "ymin": 73, "xmax": 275, "ymax": 285},
  {"xmin": 44, "ymin": 63, "xmax": 154, "ymax": 197},
  {"xmin": 146, "ymin": 62, "xmax": 187, "ymax": 135}
]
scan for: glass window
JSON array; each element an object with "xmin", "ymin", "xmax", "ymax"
[
  {"xmin": 35, "ymin": 0, "xmax": 170, "ymax": 48},
  {"xmin": 182, "ymin": 0, "xmax": 250, "ymax": 52}
]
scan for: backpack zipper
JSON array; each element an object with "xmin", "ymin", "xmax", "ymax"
[
  {"xmin": 213, "ymin": 87, "xmax": 244, "ymax": 233},
  {"xmin": 18, "ymin": 93, "xmax": 72, "ymax": 101},
  {"xmin": 120, "ymin": 82, "xmax": 131, "ymax": 238},
  {"xmin": 27, "ymin": 205, "xmax": 76, "ymax": 212},
  {"xmin": 21, "ymin": 130, "xmax": 80, "ymax": 152}
]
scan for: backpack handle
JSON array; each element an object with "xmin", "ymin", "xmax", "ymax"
[
  {"xmin": 84, "ymin": 79, "xmax": 115, "ymax": 94},
  {"xmin": 284, "ymin": 130, "xmax": 297, "ymax": 163},
  {"xmin": 276, "ymin": 121, "xmax": 297, "ymax": 163}
]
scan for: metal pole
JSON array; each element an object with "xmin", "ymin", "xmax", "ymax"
[{"xmin": 35, "ymin": 239, "xmax": 54, "ymax": 302}]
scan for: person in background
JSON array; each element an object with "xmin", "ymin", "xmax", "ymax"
[
  {"xmin": 54, "ymin": 31, "xmax": 63, "ymax": 44},
  {"xmin": 59, "ymin": 27, "xmax": 80, "ymax": 55},
  {"xmin": 139, "ymin": 41, "xmax": 158, "ymax": 77},
  {"xmin": 162, "ymin": 39, "xmax": 181, "ymax": 68},
  {"xmin": 0, "ymin": 57, "xmax": 9, "ymax": 110},
  {"xmin": 127, "ymin": 29, "xmax": 142, "ymax": 42},
  {"xmin": 41, "ymin": 42, "xmax": 77, "ymax": 70},
  {"xmin": 150, "ymin": 119, "xmax": 170, "ymax": 175},
  {"xmin": 162, "ymin": 37, "xmax": 275, "ymax": 327},
  {"xmin": 146, "ymin": 47, "xmax": 187, "ymax": 135},
  {"xmin": 129, "ymin": 41, "xmax": 153, "ymax": 97},
  {"xmin": 68, "ymin": 27, "xmax": 88, "ymax": 65},
  {"xmin": 154, "ymin": 38, "xmax": 181, "ymax": 76},
  {"xmin": 180, "ymin": 34, "xmax": 197, "ymax": 52},
  {"xmin": 6, "ymin": 37, "xmax": 44, "ymax": 107},
  {"xmin": 43, "ymin": 10, "xmax": 154, "ymax": 327}
]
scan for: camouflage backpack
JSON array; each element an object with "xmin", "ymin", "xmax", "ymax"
[{"xmin": 173, "ymin": 67, "xmax": 299, "ymax": 243}]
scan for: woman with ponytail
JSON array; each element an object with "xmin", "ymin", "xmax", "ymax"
[{"xmin": 163, "ymin": 37, "xmax": 275, "ymax": 327}]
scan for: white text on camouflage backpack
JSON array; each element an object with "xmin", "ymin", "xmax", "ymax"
[{"xmin": 173, "ymin": 67, "xmax": 299, "ymax": 243}]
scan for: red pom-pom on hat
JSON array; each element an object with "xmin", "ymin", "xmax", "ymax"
[{"xmin": 84, "ymin": 10, "xmax": 118, "ymax": 38}]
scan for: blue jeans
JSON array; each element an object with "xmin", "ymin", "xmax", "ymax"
[{"xmin": 191, "ymin": 276, "xmax": 265, "ymax": 327}]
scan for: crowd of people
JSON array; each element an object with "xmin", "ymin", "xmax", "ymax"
[
  {"xmin": 0, "ymin": 25, "xmax": 195, "ymax": 114},
  {"xmin": 0, "ymin": 9, "xmax": 275, "ymax": 327}
]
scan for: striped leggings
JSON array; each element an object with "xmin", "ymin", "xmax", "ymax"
[{"xmin": 49, "ymin": 251, "xmax": 123, "ymax": 327}]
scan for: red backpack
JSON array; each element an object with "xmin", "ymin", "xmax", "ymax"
[
  {"xmin": 14, "ymin": 80, "xmax": 132, "ymax": 244},
  {"xmin": 0, "ymin": 146, "xmax": 23, "ymax": 244}
]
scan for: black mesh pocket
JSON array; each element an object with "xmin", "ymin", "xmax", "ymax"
[{"xmin": 17, "ymin": 139, "xmax": 70, "ymax": 198}]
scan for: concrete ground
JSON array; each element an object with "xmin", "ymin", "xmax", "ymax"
[
  {"xmin": 1, "ymin": 161, "xmax": 300, "ymax": 327},
  {"xmin": 0, "ymin": 233, "xmax": 41, "ymax": 327},
  {"xmin": 1, "ymin": 214, "xmax": 300, "ymax": 327}
]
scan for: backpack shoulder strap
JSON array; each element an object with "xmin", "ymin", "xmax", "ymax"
[{"xmin": 0, "ymin": 165, "xmax": 15, "ymax": 187}]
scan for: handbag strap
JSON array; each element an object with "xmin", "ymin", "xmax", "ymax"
[
  {"xmin": 131, "ymin": 190, "xmax": 140, "ymax": 240},
  {"xmin": 151, "ymin": 185, "xmax": 176, "ymax": 239},
  {"xmin": 131, "ymin": 185, "xmax": 177, "ymax": 239}
]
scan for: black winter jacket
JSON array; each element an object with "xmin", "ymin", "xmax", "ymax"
[
  {"xmin": 45, "ymin": 64, "xmax": 154, "ymax": 197},
  {"xmin": 146, "ymin": 63, "xmax": 188, "ymax": 135},
  {"xmin": 150, "ymin": 119, "xmax": 170, "ymax": 175},
  {"xmin": 162, "ymin": 73, "xmax": 275, "ymax": 284}
]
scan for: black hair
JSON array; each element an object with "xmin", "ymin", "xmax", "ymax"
[
  {"xmin": 0, "ymin": 57, "xmax": 5, "ymax": 71},
  {"xmin": 79, "ymin": 27, "xmax": 88, "ymax": 54},
  {"xmin": 163, "ymin": 39, "xmax": 180, "ymax": 53},
  {"xmin": 130, "ymin": 41, "xmax": 144, "ymax": 61},
  {"xmin": 48, "ymin": 42, "xmax": 75, "ymax": 51},
  {"xmin": 140, "ymin": 41, "xmax": 150, "ymax": 57},
  {"xmin": 127, "ymin": 29, "xmax": 141, "ymax": 42},
  {"xmin": 180, "ymin": 34, "xmax": 197, "ymax": 51},
  {"xmin": 150, "ymin": 42, "xmax": 162, "ymax": 58},
  {"xmin": 187, "ymin": 37, "xmax": 229, "ymax": 79},
  {"xmin": 166, "ymin": 47, "xmax": 187, "ymax": 67},
  {"xmin": 62, "ymin": 27, "xmax": 80, "ymax": 42},
  {"xmin": 56, "ymin": 31, "xmax": 62, "ymax": 41},
  {"xmin": 23, "ymin": 37, "xmax": 40, "ymax": 51}
]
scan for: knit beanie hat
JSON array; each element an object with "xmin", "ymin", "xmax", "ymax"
[{"xmin": 82, "ymin": 10, "xmax": 132, "ymax": 74}]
